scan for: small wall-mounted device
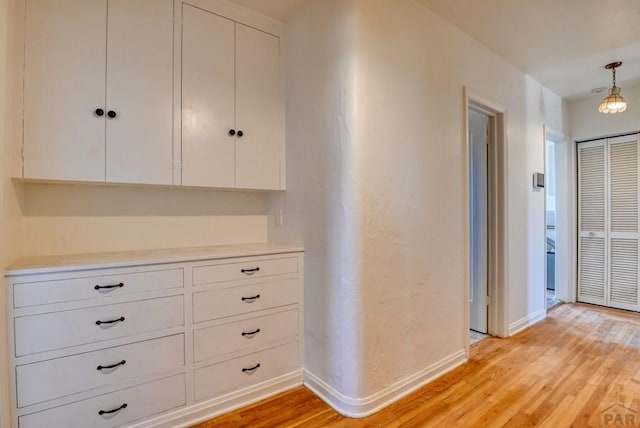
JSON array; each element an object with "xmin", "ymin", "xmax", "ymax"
[{"xmin": 533, "ymin": 172, "xmax": 545, "ymax": 189}]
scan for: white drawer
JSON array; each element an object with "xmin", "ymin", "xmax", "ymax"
[
  {"xmin": 17, "ymin": 334, "xmax": 184, "ymax": 408},
  {"xmin": 194, "ymin": 342, "xmax": 298, "ymax": 401},
  {"xmin": 192, "ymin": 256, "xmax": 298, "ymax": 286},
  {"xmin": 18, "ymin": 374, "xmax": 186, "ymax": 428},
  {"xmin": 15, "ymin": 296, "xmax": 184, "ymax": 356},
  {"xmin": 13, "ymin": 268, "xmax": 184, "ymax": 308},
  {"xmin": 193, "ymin": 279, "xmax": 298, "ymax": 323},
  {"xmin": 194, "ymin": 310, "xmax": 298, "ymax": 362}
]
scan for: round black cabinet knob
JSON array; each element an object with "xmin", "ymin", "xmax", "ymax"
[
  {"xmin": 107, "ymin": 110, "xmax": 117, "ymax": 119},
  {"xmin": 237, "ymin": 130, "xmax": 244, "ymax": 137},
  {"xmin": 94, "ymin": 108, "xmax": 105, "ymax": 117},
  {"xmin": 229, "ymin": 129, "xmax": 236, "ymax": 136}
]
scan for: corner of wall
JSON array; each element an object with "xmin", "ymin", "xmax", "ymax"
[
  {"xmin": 304, "ymin": 349, "xmax": 467, "ymax": 418},
  {"xmin": 508, "ymin": 309, "xmax": 546, "ymax": 336}
]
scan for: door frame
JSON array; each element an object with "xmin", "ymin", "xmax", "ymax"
[
  {"xmin": 463, "ymin": 87, "xmax": 508, "ymax": 354},
  {"xmin": 543, "ymin": 126, "xmax": 573, "ymax": 305}
]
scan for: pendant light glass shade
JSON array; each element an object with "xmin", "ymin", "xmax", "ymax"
[
  {"xmin": 599, "ymin": 62, "xmax": 627, "ymax": 114},
  {"xmin": 599, "ymin": 86, "xmax": 627, "ymax": 114}
]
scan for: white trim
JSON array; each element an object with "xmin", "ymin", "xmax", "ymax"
[
  {"xmin": 464, "ymin": 87, "xmax": 509, "ymax": 344},
  {"xmin": 303, "ymin": 349, "xmax": 467, "ymax": 418},
  {"xmin": 544, "ymin": 127, "xmax": 574, "ymax": 304},
  {"xmin": 127, "ymin": 370, "xmax": 303, "ymax": 428},
  {"xmin": 508, "ymin": 308, "xmax": 546, "ymax": 336}
]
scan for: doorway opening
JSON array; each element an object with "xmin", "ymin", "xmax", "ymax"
[
  {"xmin": 469, "ymin": 108, "xmax": 490, "ymax": 340},
  {"xmin": 465, "ymin": 88, "xmax": 508, "ymax": 351},
  {"xmin": 545, "ymin": 138, "xmax": 561, "ymax": 309}
]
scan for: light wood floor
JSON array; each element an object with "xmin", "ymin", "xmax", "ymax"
[{"xmin": 193, "ymin": 303, "xmax": 640, "ymax": 427}]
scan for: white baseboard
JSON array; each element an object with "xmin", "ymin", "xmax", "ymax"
[
  {"xmin": 508, "ymin": 308, "xmax": 546, "ymax": 336},
  {"xmin": 127, "ymin": 370, "xmax": 304, "ymax": 428},
  {"xmin": 304, "ymin": 349, "xmax": 467, "ymax": 418}
]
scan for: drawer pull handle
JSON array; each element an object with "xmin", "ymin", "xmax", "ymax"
[
  {"xmin": 94, "ymin": 282, "xmax": 124, "ymax": 291},
  {"xmin": 241, "ymin": 294, "xmax": 261, "ymax": 302},
  {"xmin": 241, "ymin": 328, "xmax": 261, "ymax": 337},
  {"xmin": 95, "ymin": 316, "xmax": 125, "ymax": 326},
  {"xmin": 242, "ymin": 363, "xmax": 261, "ymax": 373},
  {"xmin": 97, "ymin": 360, "xmax": 126, "ymax": 371},
  {"xmin": 98, "ymin": 403, "xmax": 127, "ymax": 416},
  {"xmin": 241, "ymin": 267, "xmax": 260, "ymax": 275}
]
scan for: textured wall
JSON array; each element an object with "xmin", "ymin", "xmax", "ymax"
[
  {"xmin": 268, "ymin": 0, "xmax": 364, "ymax": 398},
  {"xmin": 271, "ymin": 0, "xmax": 567, "ymax": 405}
]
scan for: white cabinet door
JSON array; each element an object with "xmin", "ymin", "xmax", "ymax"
[
  {"xmin": 181, "ymin": 4, "xmax": 236, "ymax": 188},
  {"xmin": 235, "ymin": 24, "xmax": 283, "ymax": 190},
  {"xmin": 106, "ymin": 0, "xmax": 174, "ymax": 185},
  {"xmin": 23, "ymin": 0, "xmax": 107, "ymax": 182}
]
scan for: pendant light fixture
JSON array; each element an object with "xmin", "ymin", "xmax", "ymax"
[{"xmin": 599, "ymin": 61, "xmax": 627, "ymax": 114}]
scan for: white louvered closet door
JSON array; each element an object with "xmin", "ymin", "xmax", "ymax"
[
  {"xmin": 578, "ymin": 141, "xmax": 607, "ymax": 306},
  {"xmin": 578, "ymin": 133, "xmax": 640, "ymax": 311},
  {"xmin": 608, "ymin": 135, "xmax": 639, "ymax": 311}
]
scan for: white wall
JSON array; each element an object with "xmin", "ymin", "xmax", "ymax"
[
  {"xmin": 22, "ymin": 183, "xmax": 268, "ymax": 256},
  {"xmin": 0, "ymin": 0, "xmax": 24, "ymax": 425},
  {"xmin": 569, "ymin": 82, "xmax": 640, "ymax": 141},
  {"xmin": 271, "ymin": 0, "xmax": 567, "ymax": 412},
  {"xmin": 268, "ymin": 0, "xmax": 365, "ymax": 400}
]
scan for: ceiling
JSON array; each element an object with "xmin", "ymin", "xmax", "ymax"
[{"xmin": 226, "ymin": 0, "xmax": 640, "ymax": 100}]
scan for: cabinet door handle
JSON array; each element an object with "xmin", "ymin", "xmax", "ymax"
[
  {"xmin": 241, "ymin": 328, "xmax": 261, "ymax": 337},
  {"xmin": 97, "ymin": 360, "xmax": 126, "ymax": 371},
  {"xmin": 229, "ymin": 129, "xmax": 236, "ymax": 136},
  {"xmin": 94, "ymin": 108, "xmax": 105, "ymax": 117},
  {"xmin": 241, "ymin": 267, "xmax": 260, "ymax": 275},
  {"xmin": 98, "ymin": 403, "xmax": 128, "ymax": 416},
  {"xmin": 94, "ymin": 282, "xmax": 124, "ymax": 291},
  {"xmin": 241, "ymin": 294, "xmax": 260, "ymax": 302},
  {"xmin": 107, "ymin": 110, "xmax": 117, "ymax": 118},
  {"xmin": 237, "ymin": 130, "xmax": 244, "ymax": 137},
  {"xmin": 242, "ymin": 363, "xmax": 261, "ymax": 373},
  {"xmin": 95, "ymin": 316, "xmax": 125, "ymax": 326}
]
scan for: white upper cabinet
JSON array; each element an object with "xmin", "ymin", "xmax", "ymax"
[
  {"xmin": 23, "ymin": 0, "xmax": 107, "ymax": 182},
  {"xmin": 22, "ymin": 0, "xmax": 284, "ymax": 190},
  {"xmin": 23, "ymin": 0, "xmax": 174, "ymax": 185},
  {"xmin": 180, "ymin": 2, "xmax": 285, "ymax": 190}
]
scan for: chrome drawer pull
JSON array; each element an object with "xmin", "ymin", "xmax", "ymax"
[
  {"xmin": 242, "ymin": 363, "xmax": 261, "ymax": 373},
  {"xmin": 241, "ymin": 294, "xmax": 260, "ymax": 302},
  {"xmin": 241, "ymin": 267, "xmax": 260, "ymax": 275},
  {"xmin": 94, "ymin": 282, "xmax": 124, "ymax": 291},
  {"xmin": 95, "ymin": 316, "xmax": 125, "ymax": 326},
  {"xmin": 241, "ymin": 328, "xmax": 261, "ymax": 337},
  {"xmin": 97, "ymin": 360, "xmax": 126, "ymax": 371},
  {"xmin": 98, "ymin": 403, "xmax": 127, "ymax": 416}
]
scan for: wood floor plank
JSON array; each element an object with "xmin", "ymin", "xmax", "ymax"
[{"xmin": 192, "ymin": 303, "xmax": 640, "ymax": 428}]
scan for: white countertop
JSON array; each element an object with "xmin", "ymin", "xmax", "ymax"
[{"xmin": 5, "ymin": 243, "xmax": 304, "ymax": 276}]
